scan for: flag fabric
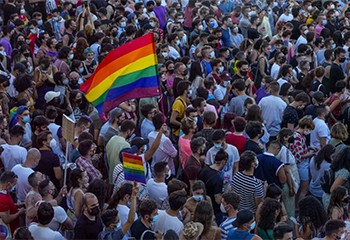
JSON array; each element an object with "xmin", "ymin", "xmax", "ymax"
[
  {"xmin": 122, "ymin": 152, "xmax": 146, "ymax": 184},
  {"xmin": 80, "ymin": 33, "xmax": 160, "ymax": 119}
]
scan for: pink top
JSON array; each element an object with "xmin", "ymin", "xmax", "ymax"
[
  {"xmin": 184, "ymin": 6, "xmax": 193, "ymax": 28},
  {"xmin": 179, "ymin": 136, "xmax": 192, "ymax": 168},
  {"xmin": 315, "ymin": 24, "xmax": 325, "ymax": 38}
]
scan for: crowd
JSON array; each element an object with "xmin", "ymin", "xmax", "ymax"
[{"xmin": 2, "ymin": 0, "xmax": 350, "ymax": 239}]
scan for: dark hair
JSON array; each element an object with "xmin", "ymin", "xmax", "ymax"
[
  {"xmin": 258, "ymin": 198, "xmax": 281, "ymax": 230},
  {"xmin": 193, "ymin": 201, "xmax": 213, "ymax": 235},
  {"xmin": 324, "ymin": 220, "xmax": 346, "ymax": 237},
  {"xmin": 108, "ymin": 182, "xmax": 133, "ymax": 209},
  {"xmin": 233, "ymin": 116, "xmax": 246, "ymax": 132},
  {"xmin": 327, "ymin": 185, "xmax": 347, "ymax": 217},
  {"xmin": 245, "ymin": 121, "xmax": 262, "ymax": 139},
  {"xmin": 299, "ymin": 196, "xmax": 327, "ymax": 230},
  {"xmin": 37, "ymin": 202, "xmax": 54, "ymax": 225},
  {"xmin": 13, "ymin": 227, "xmax": 33, "ymax": 240},
  {"xmin": 14, "ymin": 74, "xmax": 32, "ymax": 93},
  {"xmin": 222, "ymin": 191, "xmax": 240, "ymax": 210},
  {"xmin": 139, "ymin": 199, "xmax": 158, "ymax": 217},
  {"xmin": 120, "ymin": 120, "xmax": 136, "ymax": 132},
  {"xmin": 10, "ymin": 125, "xmax": 25, "ymax": 137},
  {"xmin": 266, "ymin": 183, "xmax": 282, "ymax": 199},
  {"xmin": 203, "ymin": 111, "xmax": 216, "ymax": 125},
  {"xmin": 192, "ymin": 180, "xmax": 206, "ymax": 196},
  {"xmin": 78, "ymin": 140, "xmax": 93, "ymax": 156},
  {"xmin": 154, "ymin": 161, "xmax": 168, "ymax": 178},
  {"xmin": 69, "ymin": 168, "xmax": 85, "ymax": 189},
  {"xmin": 167, "ymin": 179, "xmax": 188, "ymax": 195},
  {"xmin": 76, "ymin": 115, "xmax": 92, "ymax": 127},
  {"xmin": 314, "ymin": 144, "xmax": 335, "ymax": 170},
  {"xmin": 214, "ymin": 148, "xmax": 228, "ymax": 163},
  {"xmin": 0, "ymin": 171, "xmax": 17, "ymax": 184},
  {"xmin": 294, "ymin": 92, "xmax": 310, "ymax": 104},
  {"xmin": 152, "ymin": 113, "xmax": 163, "ymax": 130},
  {"xmin": 86, "ymin": 179, "xmax": 107, "ymax": 210},
  {"xmin": 190, "ymin": 137, "xmax": 206, "ymax": 153},
  {"xmin": 189, "ymin": 61, "xmax": 203, "ymax": 82},
  {"xmin": 32, "ymin": 115, "xmax": 50, "ymax": 131},
  {"xmin": 223, "ymin": 113, "xmax": 236, "ymax": 132},
  {"xmin": 335, "ymin": 80, "xmax": 346, "ymax": 93},
  {"xmin": 45, "ymin": 106, "xmax": 58, "ymax": 120},
  {"xmin": 101, "ymin": 209, "xmax": 118, "ymax": 227},
  {"xmin": 279, "ymin": 82, "xmax": 292, "ymax": 96},
  {"xmin": 141, "ymin": 104, "xmax": 156, "ymax": 118},
  {"xmin": 240, "ymin": 150, "xmax": 256, "ymax": 171},
  {"xmin": 233, "ymin": 79, "xmax": 246, "ymax": 91},
  {"xmin": 58, "ymin": 46, "xmax": 71, "ymax": 59},
  {"xmin": 212, "ymin": 129, "xmax": 225, "ymax": 141},
  {"xmin": 331, "ymin": 146, "xmax": 350, "ymax": 172},
  {"xmin": 273, "ymin": 224, "xmax": 293, "ymax": 240},
  {"xmin": 36, "ymin": 131, "xmax": 51, "ymax": 148},
  {"xmin": 169, "ymin": 190, "xmax": 187, "ymax": 211},
  {"xmin": 177, "ymin": 80, "xmax": 191, "ymax": 96},
  {"xmin": 245, "ymin": 105, "xmax": 263, "ymax": 122}
]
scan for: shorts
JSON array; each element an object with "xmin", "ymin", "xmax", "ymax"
[{"xmin": 297, "ymin": 159, "xmax": 309, "ymax": 181}]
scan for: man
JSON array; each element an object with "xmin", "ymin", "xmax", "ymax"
[
  {"xmin": 1, "ymin": 125, "xmax": 27, "ymax": 171},
  {"xmin": 221, "ymin": 16, "xmax": 233, "ymax": 48},
  {"xmin": 229, "ymin": 79, "xmax": 252, "ymax": 117},
  {"xmin": 230, "ymin": 22, "xmax": 244, "ymax": 49},
  {"xmin": 106, "ymin": 120, "xmax": 135, "ymax": 184},
  {"xmin": 130, "ymin": 199, "xmax": 162, "ymax": 239},
  {"xmin": 149, "ymin": 113, "xmax": 177, "ymax": 175},
  {"xmin": 206, "ymin": 130, "xmax": 240, "ymax": 184},
  {"xmin": 0, "ymin": 171, "xmax": 25, "ymax": 235},
  {"xmin": 329, "ymin": 47, "xmax": 346, "ymax": 94},
  {"xmin": 25, "ymin": 171, "xmax": 45, "ymax": 226},
  {"xmin": 220, "ymin": 191, "xmax": 240, "ymax": 240},
  {"xmin": 310, "ymin": 105, "xmax": 331, "ymax": 150},
  {"xmin": 104, "ymin": 107, "xmax": 125, "ymax": 144},
  {"xmin": 294, "ymin": 24, "xmax": 308, "ymax": 52},
  {"xmin": 153, "ymin": 190, "xmax": 187, "ymax": 235},
  {"xmin": 281, "ymin": 92, "xmax": 310, "ymax": 132},
  {"xmin": 0, "ymin": 26, "xmax": 14, "ymax": 57},
  {"xmin": 153, "ymin": 0, "xmax": 167, "ymax": 29},
  {"xmin": 172, "ymin": 63, "xmax": 188, "ymax": 98},
  {"xmin": 11, "ymin": 148, "xmax": 41, "ymax": 203},
  {"xmin": 31, "ymin": 115, "xmax": 50, "ymax": 149},
  {"xmin": 170, "ymin": 80, "xmax": 190, "ymax": 138},
  {"xmin": 73, "ymin": 116, "xmax": 92, "ymax": 147},
  {"xmin": 38, "ymin": 179, "xmax": 73, "ymax": 231},
  {"xmin": 62, "ymin": 19, "xmax": 76, "ymax": 47},
  {"xmin": 218, "ymin": 0, "xmax": 234, "ymax": 15},
  {"xmin": 255, "ymin": 141, "xmax": 287, "ymax": 189},
  {"xmin": 259, "ymin": 82, "xmax": 287, "ymax": 139},
  {"xmin": 214, "ymin": 74, "xmax": 232, "ymax": 121},
  {"xmin": 46, "ymin": 106, "xmax": 65, "ymax": 164},
  {"xmin": 146, "ymin": 162, "xmax": 169, "ymax": 207},
  {"xmin": 194, "ymin": 111, "xmax": 216, "ymax": 152},
  {"xmin": 231, "ymin": 150, "xmax": 264, "ymax": 213},
  {"xmin": 321, "ymin": 219, "xmax": 346, "ymax": 240},
  {"xmin": 273, "ymin": 224, "xmax": 293, "ymax": 240},
  {"xmin": 305, "ymin": 91, "xmax": 325, "ymax": 119},
  {"xmin": 238, "ymin": 6, "xmax": 251, "ymax": 37},
  {"xmin": 29, "ymin": 202, "xmax": 65, "ymax": 240},
  {"xmin": 227, "ymin": 209, "xmax": 261, "ymax": 240},
  {"xmin": 140, "ymin": 104, "xmax": 157, "ymax": 139},
  {"xmin": 34, "ymin": 32, "xmax": 50, "ymax": 65},
  {"xmin": 200, "ymin": 46, "xmax": 214, "ymax": 76},
  {"xmin": 8, "ymin": 62, "xmax": 26, "ymax": 99},
  {"xmin": 74, "ymin": 193, "xmax": 104, "ymax": 239}
]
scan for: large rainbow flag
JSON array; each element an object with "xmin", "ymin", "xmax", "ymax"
[
  {"xmin": 80, "ymin": 33, "xmax": 160, "ymax": 120},
  {"xmin": 122, "ymin": 152, "xmax": 146, "ymax": 184}
]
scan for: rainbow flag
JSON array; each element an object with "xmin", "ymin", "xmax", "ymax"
[
  {"xmin": 80, "ymin": 33, "xmax": 160, "ymax": 120},
  {"xmin": 122, "ymin": 152, "xmax": 146, "ymax": 184}
]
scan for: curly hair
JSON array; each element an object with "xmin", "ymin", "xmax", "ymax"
[
  {"xmin": 74, "ymin": 37, "xmax": 89, "ymax": 61},
  {"xmin": 299, "ymin": 196, "xmax": 327, "ymax": 230},
  {"xmin": 258, "ymin": 198, "xmax": 281, "ymax": 230},
  {"xmin": 193, "ymin": 201, "xmax": 213, "ymax": 235},
  {"xmin": 327, "ymin": 185, "xmax": 347, "ymax": 217}
]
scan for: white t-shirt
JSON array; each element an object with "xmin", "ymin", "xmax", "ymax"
[
  {"xmin": 168, "ymin": 46, "xmax": 180, "ymax": 59},
  {"xmin": 117, "ymin": 204, "xmax": 137, "ymax": 240},
  {"xmin": 29, "ymin": 224, "xmax": 65, "ymax": 240},
  {"xmin": 270, "ymin": 63, "xmax": 280, "ymax": 79},
  {"xmin": 153, "ymin": 210, "xmax": 184, "ymax": 235},
  {"xmin": 214, "ymin": 85, "xmax": 228, "ymax": 119},
  {"xmin": 48, "ymin": 205, "xmax": 68, "ymax": 231},
  {"xmin": 310, "ymin": 117, "xmax": 330, "ymax": 149},
  {"xmin": 11, "ymin": 164, "xmax": 34, "ymax": 203},
  {"xmin": 146, "ymin": 179, "xmax": 168, "ymax": 206},
  {"xmin": 277, "ymin": 78, "xmax": 288, "ymax": 87},
  {"xmin": 1, "ymin": 144, "xmax": 27, "ymax": 171},
  {"xmin": 277, "ymin": 13, "xmax": 293, "ymax": 23}
]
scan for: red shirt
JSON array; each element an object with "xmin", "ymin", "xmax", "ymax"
[
  {"xmin": 0, "ymin": 191, "xmax": 18, "ymax": 234},
  {"xmin": 225, "ymin": 133, "xmax": 246, "ymax": 154}
]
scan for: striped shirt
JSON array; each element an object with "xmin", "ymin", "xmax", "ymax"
[
  {"xmin": 231, "ymin": 171, "xmax": 264, "ymax": 212},
  {"xmin": 220, "ymin": 217, "xmax": 236, "ymax": 240}
]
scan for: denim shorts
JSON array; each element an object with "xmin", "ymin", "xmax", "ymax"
[{"xmin": 297, "ymin": 159, "xmax": 309, "ymax": 181}]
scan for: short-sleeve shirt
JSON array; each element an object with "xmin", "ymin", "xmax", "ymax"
[
  {"xmin": 0, "ymin": 191, "xmax": 18, "ymax": 234},
  {"xmin": 310, "ymin": 118, "xmax": 330, "ymax": 149},
  {"xmin": 255, "ymin": 152, "xmax": 285, "ymax": 188},
  {"xmin": 329, "ymin": 63, "xmax": 345, "ymax": 93},
  {"xmin": 183, "ymin": 155, "xmax": 204, "ymax": 186},
  {"xmin": 171, "ymin": 97, "xmax": 187, "ymax": 136},
  {"xmin": 281, "ymin": 105, "xmax": 299, "ymax": 128},
  {"xmin": 35, "ymin": 150, "xmax": 61, "ymax": 189}
]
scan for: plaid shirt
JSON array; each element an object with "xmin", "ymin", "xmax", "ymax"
[{"xmin": 76, "ymin": 156, "xmax": 102, "ymax": 181}]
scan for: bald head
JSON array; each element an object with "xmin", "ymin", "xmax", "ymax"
[{"xmin": 25, "ymin": 148, "xmax": 41, "ymax": 168}]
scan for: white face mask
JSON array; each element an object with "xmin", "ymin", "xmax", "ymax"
[
  {"xmin": 165, "ymin": 169, "xmax": 171, "ymax": 179},
  {"xmin": 220, "ymin": 203, "xmax": 227, "ymax": 213},
  {"xmin": 49, "ymin": 139, "xmax": 57, "ymax": 149},
  {"xmin": 233, "ymin": 27, "xmax": 239, "ymax": 33},
  {"xmin": 161, "ymin": 52, "xmax": 168, "ymax": 58},
  {"xmin": 330, "ymin": 4, "xmax": 335, "ymax": 9},
  {"xmin": 304, "ymin": 130, "xmax": 311, "ymax": 135}
]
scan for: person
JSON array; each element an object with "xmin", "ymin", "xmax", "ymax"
[
  {"xmin": 194, "ymin": 111, "xmax": 216, "ymax": 152},
  {"xmin": 220, "ymin": 191, "xmax": 240, "ymax": 240},
  {"xmin": 13, "ymin": 226, "xmax": 34, "ymax": 240},
  {"xmin": 130, "ymin": 199, "xmax": 163, "ymax": 240},
  {"xmin": 178, "ymin": 117, "xmax": 196, "ymax": 168},
  {"xmin": 0, "ymin": 171, "xmax": 25, "ymax": 235},
  {"xmin": 326, "ymin": 80, "xmax": 346, "ymax": 126},
  {"xmin": 310, "ymin": 105, "xmax": 331, "ymax": 152},
  {"xmin": 329, "ymin": 47, "xmax": 346, "ymax": 94},
  {"xmin": 322, "ymin": 219, "xmax": 346, "ymax": 240},
  {"xmin": 25, "ymin": 171, "xmax": 45, "ymax": 226},
  {"xmin": 193, "ymin": 201, "xmax": 221, "ymax": 240},
  {"xmin": 102, "ymin": 107, "xmax": 125, "ymax": 145},
  {"xmin": 329, "ymin": 122, "xmax": 348, "ymax": 153},
  {"xmin": 245, "ymin": 120, "xmax": 264, "ymax": 155},
  {"xmin": 28, "ymin": 202, "xmax": 65, "ymax": 240},
  {"xmin": 231, "ymin": 150, "xmax": 264, "ymax": 213},
  {"xmin": 74, "ymin": 192, "xmax": 104, "ymax": 239},
  {"xmin": 227, "ymin": 209, "xmax": 261, "ymax": 240},
  {"xmin": 228, "ymin": 79, "xmax": 252, "ymax": 116},
  {"xmin": 146, "ymin": 162, "xmax": 169, "ymax": 207},
  {"xmin": 140, "ymin": 104, "xmax": 157, "ymax": 139},
  {"xmin": 153, "ymin": 190, "xmax": 187, "ymax": 235},
  {"xmin": 327, "ymin": 185, "xmax": 348, "ymax": 220},
  {"xmin": 309, "ymin": 144, "xmax": 335, "ymax": 202},
  {"xmin": 11, "ymin": 148, "xmax": 41, "ymax": 203},
  {"xmin": 225, "ymin": 116, "xmax": 247, "ymax": 154},
  {"xmin": 179, "ymin": 221, "xmax": 204, "ymax": 240},
  {"xmin": 273, "ymin": 224, "xmax": 293, "ymax": 240},
  {"xmin": 257, "ymin": 198, "xmax": 281, "ymax": 240}
]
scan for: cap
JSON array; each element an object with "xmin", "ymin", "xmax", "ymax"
[
  {"xmin": 310, "ymin": 91, "xmax": 324, "ymax": 102},
  {"xmin": 108, "ymin": 107, "xmax": 124, "ymax": 123},
  {"xmin": 17, "ymin": 105, "xmax": 29, "ymax": 115},
  {"xmin": 130, "ymin": 137, "xmax": 149, "ymax": 149},
  {"xmin": 220, "ymin": 71, "xmax": 232, "ymax": 81},
  {"xmin": 44, "ymin": 91, "xmax": 60, "ymax": 103},
  {"xmin": 127, "ymin": 12, "xmax": 136, "ymax": 21},
  {"xmin": 182, "ymin": 222, "xmax": 204, "ymax": 240},
  {"xmin": 84, "ymin": 47, "xmax": 94, "ymax": 54},
  {"xmin": 232, "ymin": 209, "xmax": 254, "ymax": 227}
]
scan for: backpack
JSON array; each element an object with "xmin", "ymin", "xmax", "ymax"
[{"xmin": 320, "ymin": 167, "xmax": 335, "ymax": 194}]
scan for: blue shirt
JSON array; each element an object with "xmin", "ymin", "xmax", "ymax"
[
  {"xmin": 221, "ymin": 28, "xmax": 232, "ymax": 48},
  {"xmin": 255, "ymin": 152, "xmax": 285, "ymax": 188},
  {"xmin": 227, "ymin": 229, "xmax": 254, "ymax": 240},
  {"xmin": 141, "ymin": 118, "xmax": 155, "ymax": 139},
  {"xmin": 219, "ymin": 1, "xmax": 235, "ymax": 14},
  {"xmin": 220, "ymin": 217, "xmax": 236, "ymax": 240}
]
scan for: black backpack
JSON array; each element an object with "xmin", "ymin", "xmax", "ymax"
[{"xmin": 320, "ymin": 167, "xmax": 335, "ymax": 194}]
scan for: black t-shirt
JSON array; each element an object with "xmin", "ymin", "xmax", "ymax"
[
  {"xmin": 310, "ymin": 80, "xmax": 327, "ymax": 97},
  {"xmin": 290, "ymin": 19, "xmax": 302, "ymax": 40},
  {"xmin": 329, "ymin": 63, "xmax": 345, "ymax": 93},
  {"xmin": 245, "ymin": 140, "xmax": 263, "ymax": 155},
  {"xmin": 198, "ymin": 165, "xmax": 223, "ymax": 214},
  {"xmin": 74, "ymin": 214, "xmax": 104, "ymax": 240},
  {"xmin": 35, "ymin": 150, "xmax": 61, "ymax": 189},
  {"xmin": 281, "ymin": 105, "xmax": 299, "ymax": 128},
  {"xmin": 194, "ymin": 128, "xmax": 215, "ymax": 152},
  {"xmin": 130, "ymin": 219, "xmax": 155, "ymax": 240}
]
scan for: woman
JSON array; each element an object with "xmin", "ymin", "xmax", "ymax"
[
  {"xmin": 67, "ymin": 168, "xmax": 87, "ymax": 224},
  {"xmin": 189, "ymin": 61, "xmax": 204, "ymax": 100},
  {"xmin": 309, "ymin": 144, "xmax": 335, "ymax": 202},
  {"xmin": 290, "ymin": 116, "xmax": 316, "ymax": 206},
  {"xmin": 74, "ymin": 37, "xmax": 89, "ymax": 61},
  {"xmin": 326, "ymin": 80, "xmax": 346, "ymax": 126},
  {"xmin": 81, "ymin": 47, "xmax": 97, "ymax": 79},
  {"xmin": 193, "ymin": 201, "xmax": 221, "ymax": 240},
  {"xmin": 184, "ymin": 180, "xmax": 212, "ymax": 221},
  {"xmin": 323, "ymin": 147, "xmax": 350, "ymax": 210},
  {"xmin": 179, "ymin": 117, "xmax": 196, "ymax": 168},
  {"xmin": 69, "ymin": 90, "xmax": 86, "ymax": 121},
  {"xmin": 329, "ymin": 122, "xmax": 348, "ymax": 153},
  {"xmin": 327, "ymin": 185, "xmax": 348, "ymax": 220},
  {"xmin": 14, "ymin": 74, "xmax": 36, "ymax": 111},
  {"xmin": 279, "ymin": 82, "xmax": 293, "ymax": 104},
  {"xmin": 75, "ymin": 139, "xmax": 102, "ymax": 182},
  {"xmin": 149, "ymin": 17, "xmax": 164, "ymax": 42},
  {"xmin": 276, "ymin": 128, "xmax": 300, "ymax": 217},
  {"xmin": 53, "ymin": 46, "xmax": 72, "ymax": 77},
  {"xmin": 257, "ymin": 198, "xmax": 281, "ymax": 240},
  {"xmin": 34, "ymin": 57, "xmax": 57, "ymax": 110},
  {"xmin": 255, "ymin": 41, "xmax": 271, "ymax": 89},
  {"xmin": 45, "ymin": 37, "xmax": 59, "ymax": 62},
  {"xmin": 255, "ymin": 76, "xmax": 273, "ymax": 104},
  {"xmin": 245, "ymin": 104, "xmax": 270, "ymax": 147}
]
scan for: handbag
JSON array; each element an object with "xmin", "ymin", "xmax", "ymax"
[{"xmin": 286, "ymin": 147, "xmax": 300, "ymax": 193}]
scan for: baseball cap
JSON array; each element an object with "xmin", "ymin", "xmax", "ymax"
[
  {"xmin": 310, "ymin": 91, "xmax": 324, "ymax": 102},
  {"xmin": 44, "ymin": 91, "xmax": 60, "ymax": 103},
  {"xmin": 220, "ymin": 71, "xmax": 232, "ymax": 81},
  {"xmin": 130, "ymin": 137, "xmax": 149, "ymax": 149},
  {"xmin": 108, "ymin": 107, "xmax": 124, "ymax": 123},
  {"xmin": 17, "ymin": 105, "xmax": 29, "ymax": 115},
  {"xmin": 232, "ymin": 209, "xmax": 254, "ymax": 227},
  {"xmin": 181, "ymin": 222, "xmax": 204, "ymax": 240}
]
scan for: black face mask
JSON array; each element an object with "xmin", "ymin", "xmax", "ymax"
[
  {"xmin": 340, "ymin": 57, "xmax": 346, "ymax": 63},
  {"xmin": 240, "ymin": 70, "xmax": 248, "ymax": 76},
  {"xmin": 343, "ymin": 196, "xmax": 350, "ymax": 203},
  {"xmin": 288, "ymin": 136, "xmax": 295, "ymax": 144},
  {"xmin": 50, "ymin": 188, "xmax": 58, "ymax": 198},
  {"xmin": 182, "ymin": 69, "xmax": 188, "ymax": 76},
  {"xmin": 168, "ymin": 69, "xmax": 174, "ymax": 74},
  {"xmin": 89, "ymin": 206, "xmax": 100, "ymax": 216}
]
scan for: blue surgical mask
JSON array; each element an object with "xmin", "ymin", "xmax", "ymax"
[
  {"xmin": 30, "ymin": 29, "xmax": 37, "ymax": 34},
  {"xmin": 192, "ymin": 195, "xmax": 204, "ymax": 202},
  {"xmin": 68, "ymin": 53, "xmax": 74, "ymax": 60},
  {"xmin": 151, "ymin": 215, "xmax": 159, "ymax": 224},
  {"xmin": 210, "ymin": 20, "xmax": 218, "ymax": 28},
  {"xmin": 210, "ymin": 51, "xmax": 215, "ymax": 59},
  {"xmin": 22, "ymin": 116, "xmax": 30, "ymax": 123},
  {"xmin": 250, "ymin": 221, "xmax": 256, "ymax": 231},
  {"xmin": 214, "ymin": 143, "xmax": 222, "ymax": 149},
  {"xmin": 28, "ymin": 66, "xmax": 33, "ymax": 74},
  {"xmin": 121, "ymin": 21, "xmax": 126, "ymax": 28},
  {"xmin": 219, "ymin": 66, "xmax": 224, "ymax": 73},
  {"xmin": 79, "ymin": 67, "xmax": 84, "ymax": 73},
  {"xmin": 37, "ymin": 19, "xmax": 43, "ymax": 26},
  {"xmin": 322, "ymin": 19, "xmax": 327, "ymax": 25}
]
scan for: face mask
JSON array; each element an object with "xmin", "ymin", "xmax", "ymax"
[
  {"xmin": 288, "ymin": 136, "xmax": 295, "ymax": 144},
  {"xmin": 219, "ymin": 66, "xmax": 224, "ymax": 73},
  {"xmin": 79, "ymin": 67, "xmax": 84, "ymax": 73},
  {"xmin": 198, "ymin": 25, "xmax": 204, "ymax": 31},
  {"xmin": 176, "ymin": 40, "xmax": 181, "ymax": 45},
  {"xmin": 161, "ymin": 52, "xmax": 168, "ymax": 58},
  {"xmin": 178, "ymin": 19, "xmax": 184, "ymax": 23},
  {"xmin": 37, "ymin": 20, "xmax": 43, "ymax": 26},
  {"xmin": 303, "ymin": 30, "xmax": 308, "ymax": 35},
  {"xmin": 240, "ymin": 70, "xmax": 248, "ymax": 76},
  {"xmin": 166, "ymin": 169, "xmax": 171, "ymax": 179},
  {"xmin": 30, "ymin": 29, "xmax": 37, "ymax": 34},
  {"xmin": 210, "ymin": 51, "xmax": 215, "ymax": 59},
  {"xmin": 248, "ymin": 11, "xmax": 256, "ymax": 17},
  {"xmin": 193, "ymin": 117, "xmax": 198, "ymax": 123},
  {"xmin": 143, "ymin": 8, "xmax": 147, "ymax": 14},
  {"xmin": 330, "ymin": 4, "xmax": 335, "ymax": 9},
  {"xmin": 68, "ymin": 53, "xmax": 74, "ymax": 60},
  {"xmin": 188, "ymin": 89, "xmax": 193, "ymax": 97},
  {"xmin": 220, "ymin": 203, "xmax": 227, "ymax": 213},
  {"xmin": 89, "ymin": 206, "xmax": 100, "ymax": 216},
  {"xmin": 223, "ymin": 81, "xmax": 229, "ymax": 87},
  {"xmin": 322, "ymin": 20, "xmax": 327, "ymax": 25},
  {"xmin": 63, "ymin": 79, "xmax": 69, "ymax": 85},
  {"xmin": 254, "ymin": 160, "xmax": 259, "ymax": 169},
  {"xmin": 214, "ymin": 143, "xmax": 222, "ymax": 149},
  {"xmin": 20, "ymin": 9, "xmax": 25, "ymax": 14},
  {"xmin": 134, "ymin": 19, "xmax": 139, "ymax": 25},
  {"xmin": 49, "ymin": 139, "xmax": 57, "ymax": 149},
  {"xmin": 233, "ymin": 27, "xmax": 239, "ymax": 33},
  {"xmin": 340, "ymin": 57, "xmax": 346, "ymax": 63},
  {"xmin": 210, "ymin": 20, "xmax": 218, "ymax": 28},
  {"xmin": 28, "ymin": 66, "xmax": 33, "ymax": 74},
  {"xmin": 332, "ymin": 43, "xmax": 336, "ymax": 49},
  {"xmin": 193, "ymin": 195, "xmax": 204, "ymax": 202},
  {"xmin": 9, "ymin": 185, "xmax": 15, "ymax": 192},
  {"xmin": 121, "ymin": 22, "xmax": 126, "ymax": 28},
  {"xmin": 150, "ymin": 21, "xmax": 155, "ymax": 27},
  {"xmin": 114, "ymin": 221, "xmax": 122, "ymax": 230},
  {"xmin": 151, "ymin": 214, "xmax": 159, "ymax": 224},
  {"xmin": 53, "ymin": 17, "xmax": 58, "ymax": 21},
  {"xmin": 249, "ymin": 221, "xmax": 256, "ymax": 231},
  {"xmin": 307, "ymin": 6, "xmax": 313, "ymax": 12},
  {"xmin": 22, "ymin": 116, "xmax": 30, "ymax": 123},
  {"xmin": 304, "ymin": 130, "xmax": 311, "ymax": 135}
]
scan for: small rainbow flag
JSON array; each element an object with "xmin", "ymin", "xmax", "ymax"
[
  {"xmin": 80, "ymin": 33, "xmax": 160, "ymax": 120},
  {"xmin": 122, "ymin": 152, "xmax": 146, "ymax": 184}
]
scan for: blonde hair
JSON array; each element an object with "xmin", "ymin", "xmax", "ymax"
[
  {"xmin": 330, "ymin": 122, "xmax": 349, "ymax": 141},
  {"xmin": 298, "ymin": 116, "xmax": 315, "ymax": 130}
]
